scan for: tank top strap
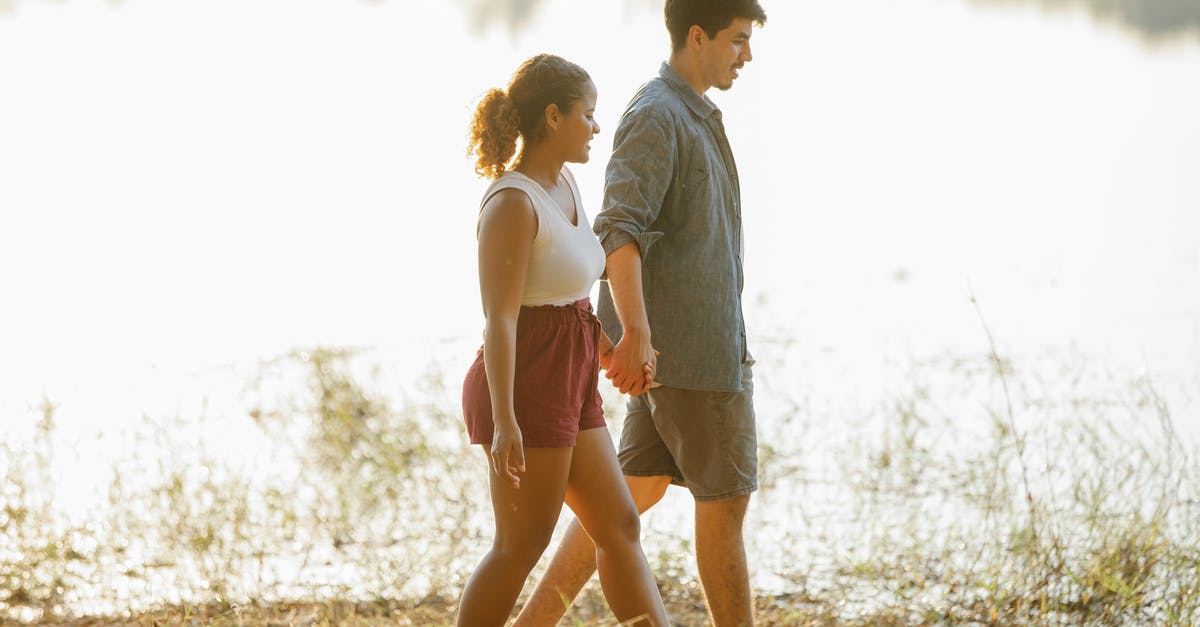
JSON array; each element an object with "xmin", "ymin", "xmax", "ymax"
[
  {"xmin": 478, "ymin": 173, "xmax": 551, "ymax": 240},
  {"xmin": 559, "ymin": 166, "xmax": 586, "ymax": 225}
]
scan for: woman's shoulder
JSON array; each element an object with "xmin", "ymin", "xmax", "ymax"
[
  {"xmin": 478, "ymin": 181, "xmax": 539, "ymax": 240},
  {"xmin": 481, "ymin": 172, "xmax": 540, "ymax": 209},
  {"xmin": 480, "ymin": 185, "xmax": 536, "ymax": 219}
]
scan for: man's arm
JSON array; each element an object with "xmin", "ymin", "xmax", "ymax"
[
  {"xmin": 594, "ymin": 104, "xmax": 676, "ymax": 395},
  {"xmin": 604, "ymin": 242, "xmax": 656, "ymax": 395}
]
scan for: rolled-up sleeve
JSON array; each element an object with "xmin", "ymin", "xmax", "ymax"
[
  {"xmin": 596, "ymin": 227, "xmax": 663, "ymax": 259},
  {"xmin": 594, "ymin": 106, "xmax": 675, "ymax": 261}
]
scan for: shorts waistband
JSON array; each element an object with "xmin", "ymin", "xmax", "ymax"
[{"xmin": 519, "ymin": 298, "xmax": 597, "ymax": 324}]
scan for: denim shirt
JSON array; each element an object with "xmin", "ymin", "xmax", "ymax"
[{"xmin": 594, "ymin": 63, "xmax": 748, "ymax": 392}]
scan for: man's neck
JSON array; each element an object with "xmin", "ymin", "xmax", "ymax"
[{"xmin": 667, "ymin": 53, "xmax": 709, "ymax": 96}]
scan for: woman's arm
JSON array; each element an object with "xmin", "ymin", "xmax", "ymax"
[
  {"xmin": 598, "ymin": 329, "xmax": 615, "ymax": 371},
  {"xmin": 478, "ymin": 188, "xmax": 537, "ymax": 489}
]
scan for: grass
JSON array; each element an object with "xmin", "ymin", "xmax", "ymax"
[
  {"xmin": 36, "ymin": 592, "xmax": 831, "ymax": 626},
  {"xmin": 2, "ymin": 341, "xmax": 1198, "ymax": 625}
]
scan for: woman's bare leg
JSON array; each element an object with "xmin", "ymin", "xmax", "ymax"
[
  {"xmin": 559, "ymin": 428, "xmax": 669, "ymax": 626},
  {"xmin": 513, "ymin": 474, "xmax": 671, "ymax": 626},
  {"xmin": 456, "ymin": 446, "xmax": 573, "ymax": 627}
]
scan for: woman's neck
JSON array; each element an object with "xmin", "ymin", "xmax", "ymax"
[{"xmin": 513, "ymin": 147, "xmax": 564, "ymax": 189}]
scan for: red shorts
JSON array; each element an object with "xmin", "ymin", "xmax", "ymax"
[{"xmin": 462, "ymin": 298, "xmax": 607, "ymax": 448}]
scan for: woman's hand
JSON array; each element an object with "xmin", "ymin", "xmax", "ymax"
[
  {"xmin": 599, "ymin": 331, "xmax": 616, "ymax": 371},
  {"xmin": 490, "ymin": 422, "xmax": 525, "ymax": 489}
]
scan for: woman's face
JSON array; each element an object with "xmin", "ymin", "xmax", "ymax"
[{"xmin": 558, "ymin": 79, "xmax": 600, "ymax": 164}]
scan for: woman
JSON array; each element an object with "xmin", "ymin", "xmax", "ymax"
[{"xmin": 457, "ymin": 54, "xmax": 669, "ymax": 627}]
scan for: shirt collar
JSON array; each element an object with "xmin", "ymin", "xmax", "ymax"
[{"xmin": 659, "ymin": 62, "xmax": 718, "ymax": 119}]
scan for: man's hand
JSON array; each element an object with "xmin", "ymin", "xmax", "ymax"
[
  {"xmin": 605, "ymin": 329, "xmax": 657, "ymax": 396},
  {"xmin": 600, "ymin": 331, "xmax": 656, "ymax": 389}
]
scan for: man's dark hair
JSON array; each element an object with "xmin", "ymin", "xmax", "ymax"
[{"xmin": 665, "ymin": 0, "xmax": 767, "ymax": 52}]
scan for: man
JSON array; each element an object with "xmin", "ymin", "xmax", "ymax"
[{"xmin": 513, "ymin": 1, "xmax": 767, "ymax": 626}]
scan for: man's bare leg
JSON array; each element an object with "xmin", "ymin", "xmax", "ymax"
[
  {"xmin": 695, "ymin": 494, "xmax": 753, "ymax": 627},
  {"xmin": 513, "ymin": 475, "xmax": 672, "ymax": 626}
]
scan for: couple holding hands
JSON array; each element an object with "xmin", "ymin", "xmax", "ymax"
[{"xmin": 458, "ymin": 1, "xmax": 767, "ymax": 625}]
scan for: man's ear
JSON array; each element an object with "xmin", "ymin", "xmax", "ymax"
[
  {"xmin": 543, "ymin": 102, "xmax": 561, "ymax": 133},
  {"xmin": 687, "ymin": 24, "xmax": 707, "ymax": 51}
]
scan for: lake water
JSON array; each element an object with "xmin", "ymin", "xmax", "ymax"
[{"xmin": 1, "ymin": 0, "xmax": 1199, "ymax": 617}]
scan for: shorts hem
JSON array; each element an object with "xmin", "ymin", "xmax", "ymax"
[
  {"xmin": 579, "ymin": 417, "xmax": 607, "ymax": 426},
  {"xmin": 468, "ymin": 438, "xmax": 578, "ymax": 449},
  {"xmin": 621, "ymin": 468, "xmax": 686, "ymax": 486},
  {"xmin": 692, "ymin": 483, "xmax": 758, "ymax": 502}
]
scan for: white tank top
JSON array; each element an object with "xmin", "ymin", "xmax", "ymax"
[{"xmin": 479, "ymin": 167, "xmax": 606, "ymax": 307}]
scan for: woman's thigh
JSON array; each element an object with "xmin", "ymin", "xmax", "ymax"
[
  {"xmin": 562, "ymin": 428, "xmax": 641, "ymax": 543},
  {"xmin": 486, "ymin": 445, "xmax": 575, "ymax": 546}
]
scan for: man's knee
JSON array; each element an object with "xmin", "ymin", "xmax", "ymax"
[
  {"xmin": 625, "ymin": 475, "xmax": 672, "ymax": 513},
  {"xmin": 697, "ymin": 493, "xmax": 752, "ymax": 526}
]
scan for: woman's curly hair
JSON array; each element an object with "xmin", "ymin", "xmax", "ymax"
[{"xmin": 469, "ymin": 54, "xmax": 591, "ymax": 179}]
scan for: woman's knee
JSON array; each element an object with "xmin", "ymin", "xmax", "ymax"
[
  {"xmin": 590, "ymin": 505, "xmax": 642, "ymax": 550},
  {"xmin": 493, "ymin": 524, "xmax": 556, "ymax": 568}
]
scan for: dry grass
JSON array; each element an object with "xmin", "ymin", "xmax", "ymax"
[
  {"xmin": 39, "ymin": 589, "xmax": 890, "ymax": 626},
  {"xmin": 3, "ymin": 343, "xmax": 1199, "ymax": 625}
]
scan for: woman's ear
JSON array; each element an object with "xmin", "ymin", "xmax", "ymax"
[{"xmin": 543, "ymin": 102, "xmax": 561, "ymax": 133}]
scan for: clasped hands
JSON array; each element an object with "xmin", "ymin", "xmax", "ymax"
[{"xmin": 599, "ymin": 332, "xmax": 659, "ymax": 396}]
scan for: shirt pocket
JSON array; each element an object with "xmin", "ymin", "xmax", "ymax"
[{"xmin": 680, "ymin": 165, "xmax": 709, "ymax": 204}]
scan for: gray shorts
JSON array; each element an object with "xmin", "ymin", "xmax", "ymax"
[{"xmin": 617, "ymin": 362, "xmax": 757, "ymax": 502}]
